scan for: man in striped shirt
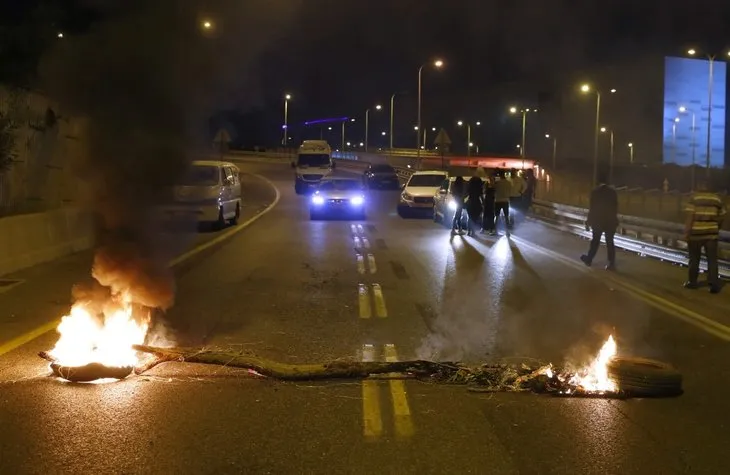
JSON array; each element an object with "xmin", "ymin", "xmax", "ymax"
[{"xmin": 684, "ymin": 182, "xmax": 726, "ymax": 293}]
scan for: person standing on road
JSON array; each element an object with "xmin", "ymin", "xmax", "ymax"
[
  {"xmin": 481, "ymin": 175, "xmax": 496, "ymax": 235},
  {"xmin": 465, "ymin": 176, "xmax": 484, "ymax": 236},
  {"xmin": 451, "ymin": 176, "xmax": 466, "ymax": 235},
  {"xmin": 493, "ymin": 170, "xmax": 512, "ymax": 236},
  {"xmin": 523, "ymin": 168, "xmax": 536, "ymax": 210},
  {"xmin": 683, "ymin": 181, "xmax": 726, "ymax": 293},
  {"xmin": 509, "ymin": 168, "xmax": 527, "ymax": 226},
  {"xmin": 580, "ymin": 171, "xmax": 618, "ymax": 270}
]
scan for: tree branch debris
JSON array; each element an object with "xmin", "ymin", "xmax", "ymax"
[{"xmin": 130, "ymin": 345, "xmax": 569, "ymax": 394}]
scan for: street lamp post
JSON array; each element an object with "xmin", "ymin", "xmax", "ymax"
[
  {"xmin": 341, "ymin": 118, "xmax": 355, "ymax": 152},
  {"xmin": 545, "ymin": 134, "xmax": 557, "ymax": 169},
  {"xmin": 389, "ymin": 93, "xmax": 396, "ymax": 150},
  {"xmin": 600, "ymin": 126, "xmax": 615, "ymax": 183},
  {"xmin": 364, "ymin": 104, "xmax": 382, "ymax": 152},
  {"xmin": 687, "ymin": 48, "xmax": 730, "ymax": 178},
  {"xmin": 628, "ymin": 142, "xmax": 634, "ymax": 164},
  {"xmin": 457, "ymin": 121, "xmax": 480, "ymax": 156},
  {"xmin": 422, "ymin": 126, "xmax": 436, "ymax": 150},
  {"xmin": 580, "ymin": 84, "xmax": 616, "ymax": 187},
  {"xmin": 509, "ymin": 107, "xmax": 536, "ymax": 168},
  {"xmin": 416, "ymin": 59, "xmax": 444, "ymax": 163},
  {"xmin": 283, "ymin": 93, "xmax": 292, "ymax": 148},
  {"xmin": 671, "ymin": 118, "xmax": 680, "ymax": 164},
  {"xmin": 679, "ymin": 105, "xmax": 698, "ymax": 190}
]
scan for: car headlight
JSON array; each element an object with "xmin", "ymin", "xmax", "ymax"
[
  {"xmin": 311, "ymin": 195, "xmax": 324, "ymax": 205},
  {"xmin": 447, "ymin": 199, "xmax": 457, "ymax": 211},
  {"xmin": 401, "ymin": 192, "xmax": 412, "ymax": 200},
  {"xmin": 351, "ymin": 195, "xmax": 364, "ymax": 206}
]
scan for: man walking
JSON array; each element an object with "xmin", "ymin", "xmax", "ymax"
[
  {"xmin": 683, "ymin": 181, "xmax": 726, "ymax": 293},
  {"xmin": 508, "ymin": 168, "xmax": 527, "ymax": 225},
  {"xmin": 580, "ymin": 171, "xmax": 618, "ymax": 270},
  {"xmin": 493, "ymin": 170, "xmax": 512, "ymax": 236}
]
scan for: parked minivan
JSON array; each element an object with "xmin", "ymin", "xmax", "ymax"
[{"xmin": 165, "ymin": 160, "xmax": 242, "ymax": 228}]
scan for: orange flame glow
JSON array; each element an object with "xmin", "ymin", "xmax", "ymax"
[
  {"xmin": 48, "ymin": 293, "xmax": 149, "ymax": 368},
  {"xmin": 568, "ymin": 335, "xmax": 618, "ymax": 393}
]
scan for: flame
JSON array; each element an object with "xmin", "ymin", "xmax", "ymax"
[
  {"xmin": 48, "ymin": 293, "xmax": 149, "ymax": 368},
  {"xmin": 568, "ymin": 335, "xmax": 618, "ymax": 393}
]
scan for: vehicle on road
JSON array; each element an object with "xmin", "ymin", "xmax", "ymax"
[
  {"xmin": 164, "ymin": 160, "xmax": 242, "ymax": 228},
  {"xmin": 433, "ymin": 176, "xmax": 475, "ymax": 228},
  {"xmin": 309, "ymin": 177, "xmax": 367, "ymax": 220},
  {"xmin": 292, "ymin": 140, "xmax": 334, "ymax": 194},
  {"xmin": 397, "ymin": 170, "xmax": 448, "ymax": 217},
  {"xmin": 363, "ymin": 163, "xmax": 400, "ymax": 189}
]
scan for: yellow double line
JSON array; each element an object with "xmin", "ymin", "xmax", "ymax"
[
  {"xmin": 361, "ymin": 343, "xmax": 414, "ymax": 440},
  {"xmin": 358, "ymin": 283, "xmax": 387, "ymax": 319},
  {"xmin": 511, "ymin": 235, "xmax": 730, "ymax": 341},
  {"xmin": 356, "ymin": 253, "xmax": 377, "ymax": 275},
  {"xmin": 352, "ymin": 224, "xmax": 386, "ymax": 319}
]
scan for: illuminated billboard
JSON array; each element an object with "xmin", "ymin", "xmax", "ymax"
[{"xmin": 663, "ymin": 56, "xmax": 726, "ymax": 167}]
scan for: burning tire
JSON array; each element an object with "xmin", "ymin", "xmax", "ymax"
[{"xmin": 607, "ymin": 356, "xmax": 683, "ymax": 397}]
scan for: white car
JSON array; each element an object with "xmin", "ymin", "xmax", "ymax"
[
  {"xmin": 163, "ymin": 160, "xmax": 242, "ymax": 229},
  {"xmin": 397, "ymin": 170, "xmax": 449, "ymax": 217}
]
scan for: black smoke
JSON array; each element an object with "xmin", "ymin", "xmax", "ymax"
[{"xmin": 38, "ymin": 1, "xmax": 296, "ymax": 312}]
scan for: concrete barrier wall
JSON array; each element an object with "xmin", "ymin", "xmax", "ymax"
[{"xmin": 0, "ymin": 207, "xmax": 93, "ymax": 276}]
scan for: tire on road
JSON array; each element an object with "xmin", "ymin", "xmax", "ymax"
[
  {"xmin": 215, "ymin": 207, "xmax": 226, "ymax": 230},
  {"xmin": 229, "ymin": 203, "xmax": 240, "ymax": 225},
  {"xmin": 397, "ymin": 206, "xmax": 409, "ymax": 218},
  {"xmin": 607, "ymin": 356, "xmax": 683, "ymax": 397}
]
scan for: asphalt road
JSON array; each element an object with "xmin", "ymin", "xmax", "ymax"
[{"xmin": 0, "ymin": 160, "xmax": 728, "ymax": 474}]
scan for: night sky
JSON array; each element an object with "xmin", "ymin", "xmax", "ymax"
[{"xmin": 3, "ymin": 0, "xmax": 730, "ymax": 156}]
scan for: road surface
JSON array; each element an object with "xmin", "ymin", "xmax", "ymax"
[{"xmin": 0, "ymin": 160, "xmax": 728, "ymax": 474}]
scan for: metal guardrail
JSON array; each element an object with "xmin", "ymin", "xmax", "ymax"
[{"xmin": 531, "ymin": 199, "xmax": 730, "ymax": 278}]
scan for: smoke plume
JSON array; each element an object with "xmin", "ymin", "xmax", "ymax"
[{"xmin": 39, "ymin": 1, "xmax": 296, "ymax": 312}]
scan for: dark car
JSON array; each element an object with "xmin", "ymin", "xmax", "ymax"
[{"xmin": 363, "ymin": 164, "xmax": 400, "ymax": 189}]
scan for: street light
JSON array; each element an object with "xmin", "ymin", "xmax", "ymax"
[
  {"xmin": 686, "ymin": 48, "xmax": 730, "ymax": 176},
  {"xmin": 580, "ymin": 83, "xmax": 616, "ymax": 186},
  {"xmin": 457, "ymin": 120, "xmax": 480, "ymax": 156},
  {"xmin": 545, "ymin": 134, "xmax": 557, "ymax": 169},
  {"xmin": 679, "ymin": 105, "xmax": 698, "ymax": 189},
  {"xmin": 364, "ymin": 104, "xmax": 382, "ymax": 152},
  {"xmin": 417, "ymin": 59, "xmax": 444, "ymax": 162},
  {"xmin": 671, "ymin": 117, "xmax": 680, "ymax": 165},
  {"xmin": 202, "ymin": 20, "xmax": 213, "ymax": 30},
  {"xmin": 282, "ymin": 93, "xmax": 292, "ymax": 148},
  {"xmin": 509, "ymin": 106, "xmax": 537, "ymax": 166},
  {"xmin": 600, "ymin": 126, "xmax": 616, "ymax": 183},
  {"xmin": 628, "ymin": 142, "xmax": 634, "ymax": 165},
  {"xmin": 341, "ymin": 118, "xmax": 356, "ymax": 151}
]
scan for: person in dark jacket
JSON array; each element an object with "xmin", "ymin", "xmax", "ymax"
[
  {"xmin": 465, "ymin": 176, "xmax": 484, "ymax": 236},
  {"xmin": 580, "ymin": 171, "xmax": 619, "ymax": 270},
  {"xmin": 451, "ymin": 176, "xmax": 466, "ymax": 234},
  {"xmin": 481, "ymin": 176, "xmax": 496, "ymax": 235}
]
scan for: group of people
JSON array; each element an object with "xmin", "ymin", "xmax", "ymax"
[
  {"xmin": 581, "ymin": 170, "xmax": 725, "ymax": 293},
  {"xmin": 449, "ymin": 168, "xmax": 535, "ymax": 236}
]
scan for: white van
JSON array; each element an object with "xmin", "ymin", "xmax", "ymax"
[
  {"xmin": 166, "ymin": 160, "xmax": 242, "ymax": 228},
  {"xmin": 292, "ymin": 140, "xmax": 334, "ymax": 194}
]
